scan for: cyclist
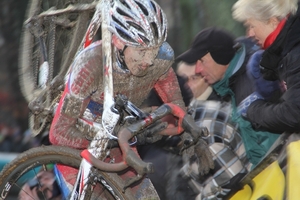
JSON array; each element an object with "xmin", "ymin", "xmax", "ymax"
[
  {"xmin": 49, "ymin": 0, "xmax": 184, "ymax": 150},
  {"xmin": 51, "ymin": 0, "xmax": 181, "ymax": 194}
]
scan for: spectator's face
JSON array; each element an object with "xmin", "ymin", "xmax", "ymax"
[
  {"xmin": 177, "ymin": 62, "xmax": 209, "ymax": 98},
  {"xmin": 195, "ymin": 53, "xmax": 228, "ymax": 85},
  {"xmin": 19, "ymin": 171, "xmax": 61, "ymax": 200},
  {"xmin": 124, "ymin": 46, "xmax": 159, "ymax": 76},
  {"xmin": 245, "ymin": 17, "xmax": 279, "ymax": 48}
]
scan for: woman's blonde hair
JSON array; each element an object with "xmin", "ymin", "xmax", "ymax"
[{"xmin": 232, "ymin": 0, "xmax": 298, "ymax": 22}]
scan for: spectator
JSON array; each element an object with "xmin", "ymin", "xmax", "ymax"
[
  {"xmin": 165, "ymin": 61, "xmax": 253, "ymax": 198},
  {"xmin": 173, "ymin": 27, "xmax": 259, "ymax": 199},
  {"xmin": 175, "ymin": 27, "xmax": 281, "ymax": 197},
  {"xmin": 232, "ymin": 0, "xmax": 300, "ymax": 133},
  {"xmin": 176, "ymin": 61, "xmax": 213, "ymax": 101},
  {"xmin": 0, "ymin": 112, "xmax": 24, "ymax": 152}
]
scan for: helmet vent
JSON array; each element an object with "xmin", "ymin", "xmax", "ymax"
[
  {"xmin": 135, "ymin": 1, "xmax": 149, "ymax": 16},
  {"xmin": 138, "ymin": 34, "xmax": 150, "ymax": 45},
  {"xmin": 159, "ymin": 10, "xmax": 163, "ymax": 24},
  {"xmin": 116, "ymin": 8, "xmax": 131, "ymax": 19},
  {"xmin": 150, "ymin": 1, "xmax": 157, "ymax": 13},
  {"xmin": 116, "ymin": 28, "xmax": 136, "ymax": 44},
  {"xmin": 120, "ymin": 0, "xmax": 131, "ymax": 10},
  {"xmin": 150, "ymin": 22, "xmax": 159, "ymax": 40},
  {"xmin": 128, "ymin": 22, "xmax": 144, "ymax": 34},
  {"xmin": 112, "ymin": 15, "xmax": 127, "ymax": 30}
]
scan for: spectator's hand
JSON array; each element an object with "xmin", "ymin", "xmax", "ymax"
[
  {"xmin": 238, "ymin": 92, "xmax": 263, "ymax": 117},
  {"xmin": 247, "ymin": 50, "xmax": 281, "ymax": 100},
  {"xmin": 247, "ymin": 50, "xmax": 264, "ymax": 79}
]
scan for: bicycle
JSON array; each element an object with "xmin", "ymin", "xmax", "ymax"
[
  {"xmin": 1, "ymin": 0, "xmax": 211, "ymax": 199},
  {"xmin": 0, "ymin": 92, "xmax": 210, "ymax": 200},
  {"xmin": 18, "ymin": 0, "xmax": 99, "ymax": 137}
]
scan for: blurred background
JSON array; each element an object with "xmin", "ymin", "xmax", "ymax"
[{"xmin": 0, "ymin": 0, "xmax": 245, "ymax": 153}]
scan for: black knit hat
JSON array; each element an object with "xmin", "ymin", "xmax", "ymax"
[{"xmin": 176, "ymin": 27, "xmax": 236, "ymax": 65}]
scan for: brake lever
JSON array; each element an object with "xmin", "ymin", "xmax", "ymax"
[
  {"xmin": 114, "ymin": 94, "xmax": 148, "ymax": 119},
  {"xmin": 125, "ymin": 101, "xmax": 148, "ymax": 119}
]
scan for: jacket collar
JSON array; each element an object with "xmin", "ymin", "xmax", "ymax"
[{"xmin": 260, "ymin": 3, "xmax": 300, "ymax": 80}]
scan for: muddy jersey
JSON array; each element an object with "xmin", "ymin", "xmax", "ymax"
[{"xmin": 49, "ymin": 41, "xmax": 184, "ymax": 149}]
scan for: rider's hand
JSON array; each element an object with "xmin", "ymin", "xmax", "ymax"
[
  {"xmin": 135, "ymin": 120, "xmax": 168, "ymax": 145},
  {"xmin": 194, "ymin": 138, "xmax": 214, "ymax": 175},
  {"xmin": 180, "ymin": 131, "xmax": 214, "ymax": 176}
]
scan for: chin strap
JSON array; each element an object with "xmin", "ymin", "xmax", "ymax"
[{"xmin": 116, "ymin": 45, "xmax": 130, "ymax": 72}]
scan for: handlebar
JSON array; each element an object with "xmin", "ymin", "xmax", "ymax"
[{"xmin": 81, "ymin": 102, "xmax": 208, "ymax": 190}]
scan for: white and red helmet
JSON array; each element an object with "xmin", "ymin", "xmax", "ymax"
[{"xmin": 109, "ymin": 0, "xmax": 168, "ymax": 48}]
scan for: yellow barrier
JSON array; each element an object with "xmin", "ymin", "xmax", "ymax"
[
  {"xmin": 231, "ymin": 161, "xmax": 285, "ymax": 200},
  {"xmin": 287, "ymin": 140, "xmax": 300, "ymax": 200}
]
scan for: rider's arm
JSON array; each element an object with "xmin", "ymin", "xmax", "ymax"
[
  {"xmin": 49, "ymin": 42, "xmax": 103, "ymax": 149},
  {"xmin": 49, "ymin": 88, "xmax": 91, "ymax": 149},
  {"xmin": 153, "ymin": 42, "xmax": 186, "ymax": 110},
  {"xmin": 154, "ymin": 67, "xmax": 186, "ymax": 110}
]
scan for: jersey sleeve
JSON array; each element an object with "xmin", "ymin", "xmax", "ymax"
[{"xmin": 49, "ymin": 42, "xmax": 103, "ymax": 149}]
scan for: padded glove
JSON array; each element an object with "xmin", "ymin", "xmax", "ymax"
[
  {"xmin": 135, "ymin": 120, "xmax": 168, "ymax": 145},
  {"xmin": 180, "ymin": 131, "xmax": 214, "ymax": 176},
  {"xmin": 193, "ymin": 138, "xmax": 214, "ymax": 175},
  {"xmin": 247, "ymin": 50, "xmax": 281, "ymax": 100},
  {"xmin": 237, "ymin": 92, "xmax": 263, "ymax": 117}
]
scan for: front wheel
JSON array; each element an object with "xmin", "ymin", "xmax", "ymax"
[{"xmin": 0, "ymin": 145, "xmax": 132, "ymax": 200}]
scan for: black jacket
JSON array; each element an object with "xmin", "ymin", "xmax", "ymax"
[{"xmin": 247, "ymin": 4, "xmax": 300, "ymax": 133}]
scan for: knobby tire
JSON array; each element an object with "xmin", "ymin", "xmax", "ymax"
[{"xmin": 0, "ymin": 145, "xmax": 131, "ymax": 200}]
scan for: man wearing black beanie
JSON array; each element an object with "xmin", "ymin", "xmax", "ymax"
[{"xmin": 177, "ymin": 27, "xmax": 258, "ymax": 105}]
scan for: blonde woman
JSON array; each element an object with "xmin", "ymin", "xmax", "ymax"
[{"xmin": 232, "ymin": 0, "xmax": 300, "ymax": 132}]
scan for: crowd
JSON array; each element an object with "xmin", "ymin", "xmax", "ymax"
[
  {"xmin": 0, "ymin": 111, "xmax": 41, "ymax": 153},
  {"xmin": 8, "ymin": 0, "xmax": 300, "ymax": 199}
]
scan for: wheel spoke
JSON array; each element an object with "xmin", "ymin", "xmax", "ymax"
[{"xmin": 0, "ymin": 146, "xmax": 128, "ymax": 199}]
